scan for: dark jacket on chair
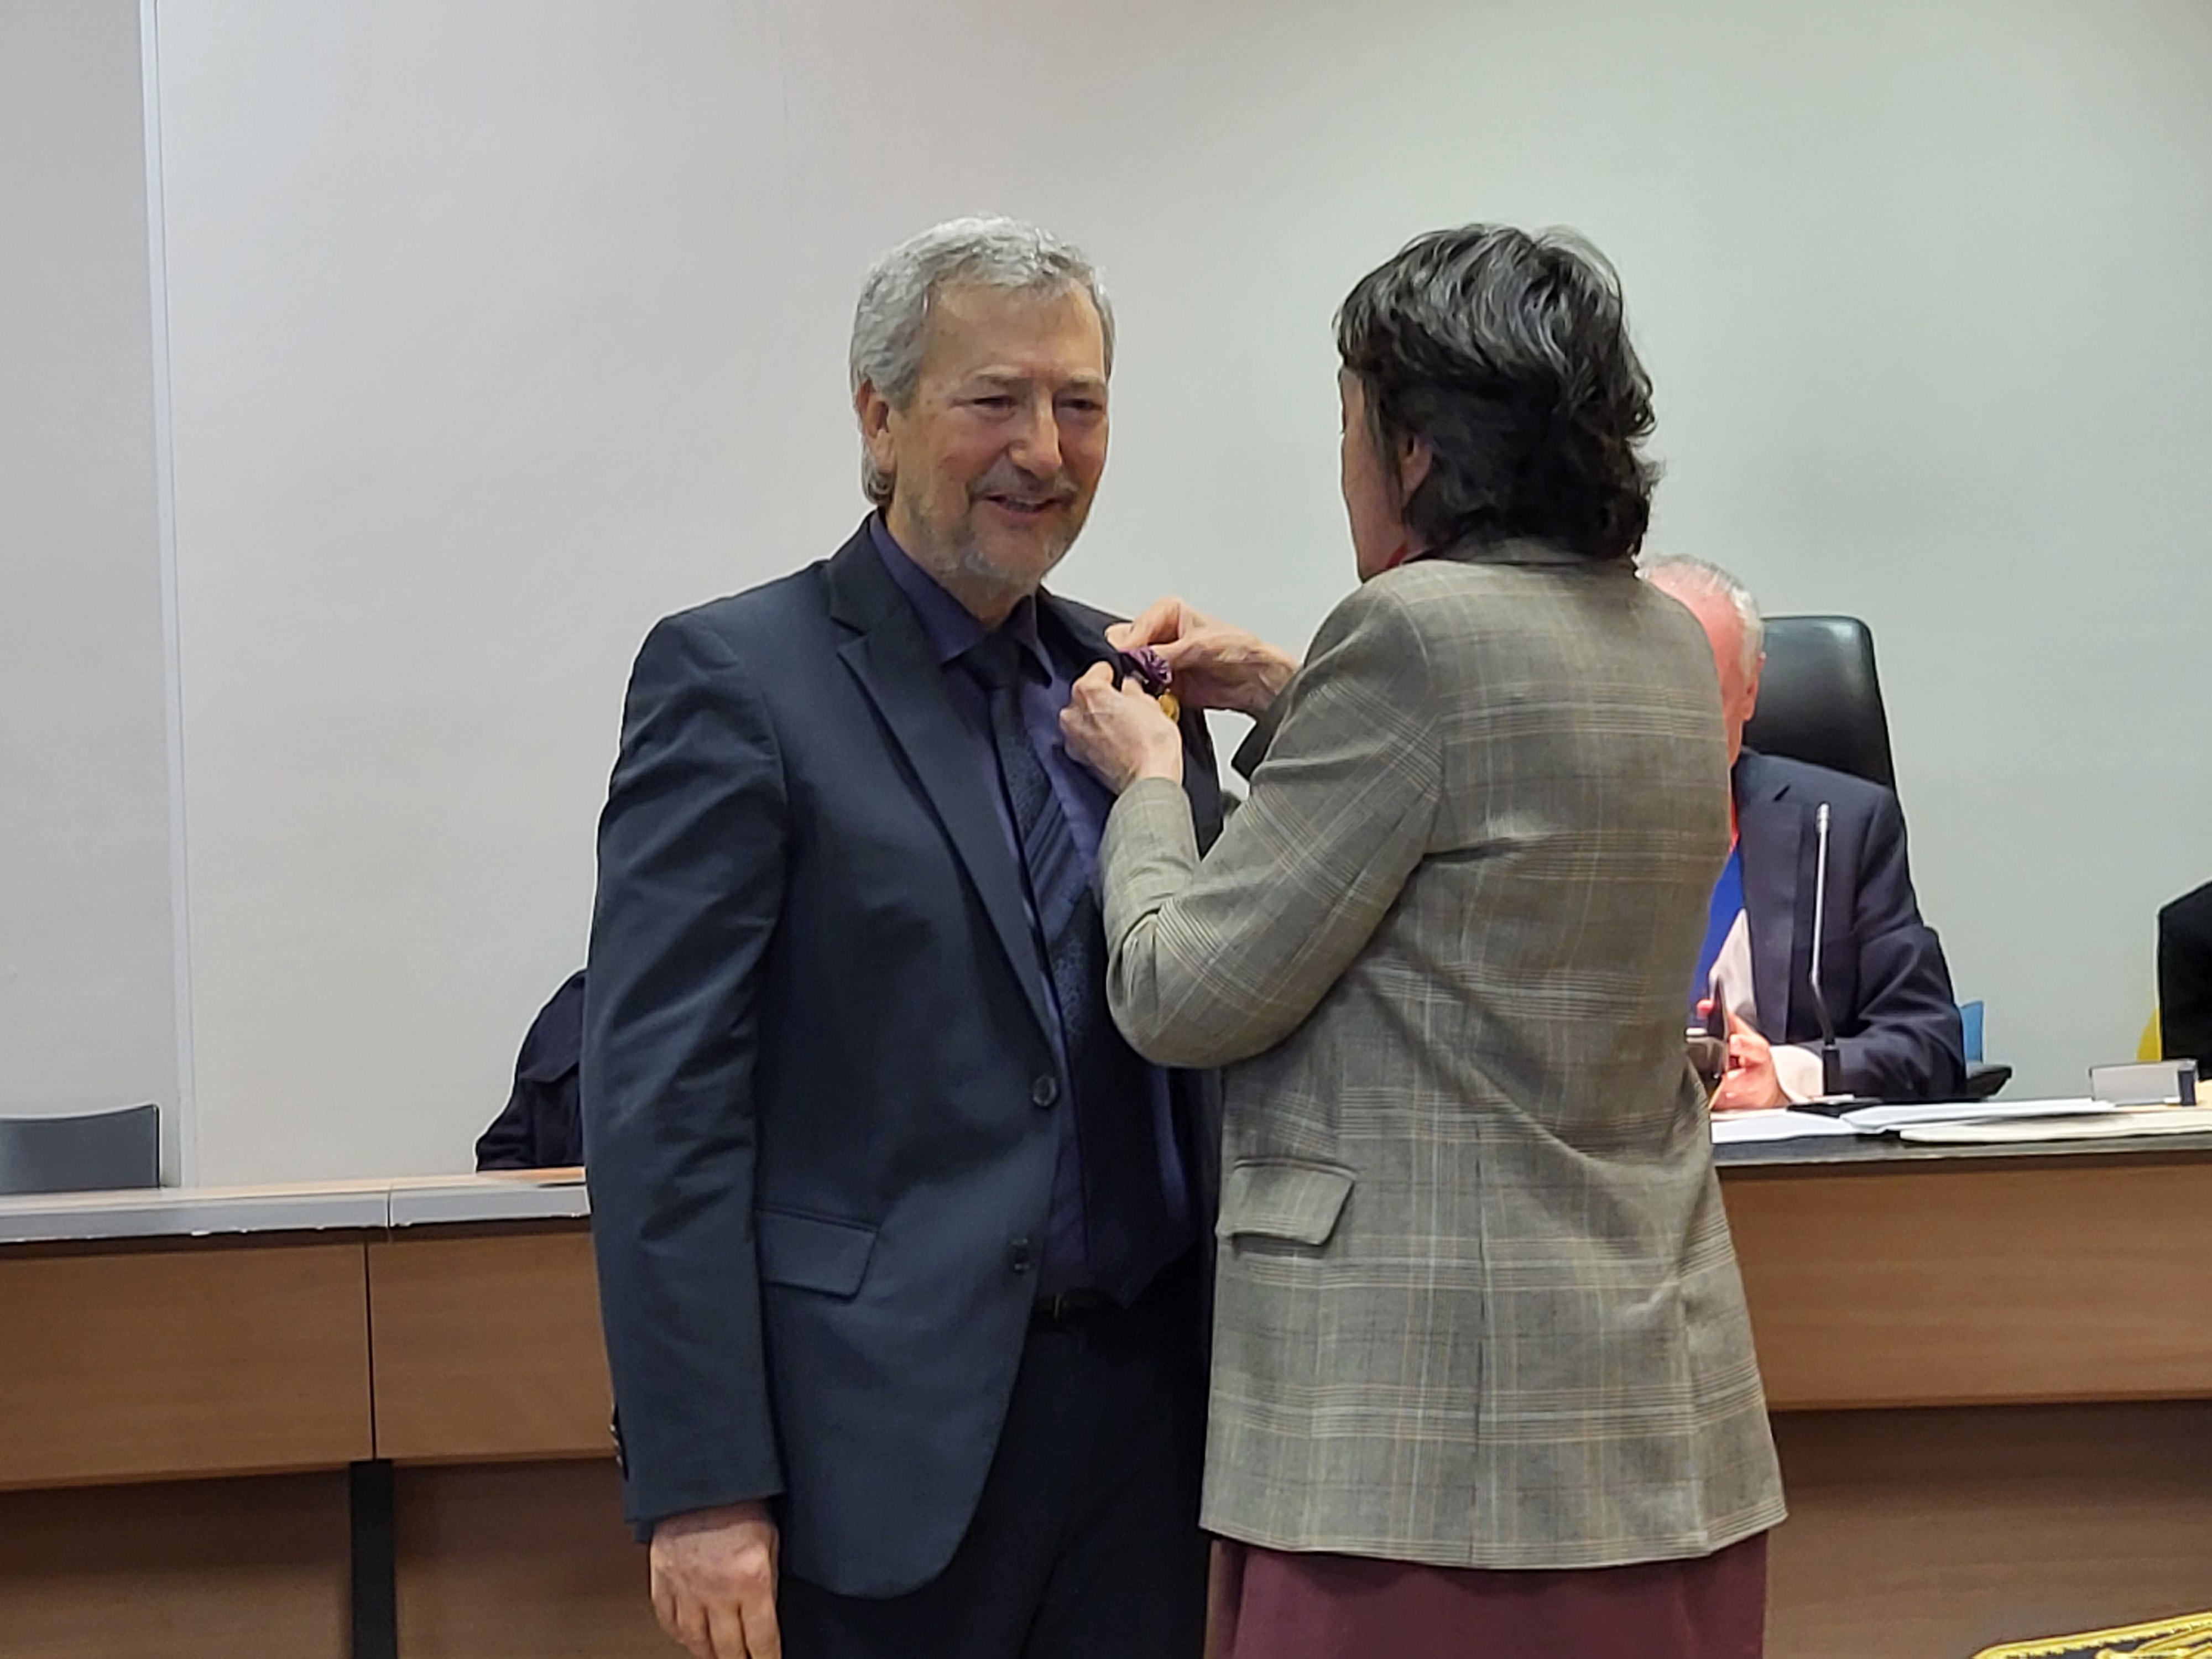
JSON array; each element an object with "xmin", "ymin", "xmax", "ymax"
[
  {"xmin": 1736, "ymin": 749, "xmax": 1965, "ymax": 1102},
  {"xmin": 475, "ymin": 971, "xmax": 586, "ymax": 1170}
]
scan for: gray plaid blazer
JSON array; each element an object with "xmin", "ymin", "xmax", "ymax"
[{"xmin": 1098, "ymin": 540, "xmax": 1786, "ymax": 1568}]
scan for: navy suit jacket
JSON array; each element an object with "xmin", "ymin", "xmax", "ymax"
[
  {"xmin": 581, "ymin": 524, "xmax": 1223, "ymax": 1597},
  {"xmin": 1734, "ymin": 750, "xmax": 1965, "ymax": 1102}
]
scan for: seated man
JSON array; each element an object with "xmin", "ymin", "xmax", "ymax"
[
  {"xmin": 1644, "ymin": 557, "xmax": 1965, "ymax": 1107},
  {"xmin": 2161, "ymin": 881, "xmax": 2212, "ymax": 1070}
]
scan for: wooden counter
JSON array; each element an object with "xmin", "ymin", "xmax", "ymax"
[
  {"xmin": 0, "ymin": 1174, "xmax": 620, "ymax": 1658},
  {"xmin": 1714, "ymin": 1145, "xmax": 2212, "ymax": 1656},
  {"xmin": 1724, "ymin": 1150, "xmax": 2212, "ymax": 1409},
  {"xmin": 5, "ymin": 1152, "xmax": 2212, "ymax": 1658}
]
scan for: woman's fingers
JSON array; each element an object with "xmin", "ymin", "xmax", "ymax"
[
  {"xmin": 1108, "ymin": 596, "xmax": 1207, "ymax": 652},
  {"xmin": 1060, "ymin": 663, "xmax": 1183, "ymax": 791},
  {"xmin": 1153, "ymin": 627, "xmax": 1298, "ymax": 716}
]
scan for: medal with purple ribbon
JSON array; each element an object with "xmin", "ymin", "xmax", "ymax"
[{"xmin": 1125, "ymin": 645, "xmax": 1180, "ymax": 722}]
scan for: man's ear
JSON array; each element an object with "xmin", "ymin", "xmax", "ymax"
[
  {"xmin": 1742, "ymin": 651, "xmax": 1765, "ymax": 721},
  {"xmin": 856, "ymin": 379, "xmax": 898, "ymax": 488}
]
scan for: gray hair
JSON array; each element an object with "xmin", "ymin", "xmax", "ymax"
[
  {"xmin": 1640, "ymin": 555, "xmax": 1765, "ymax": 677},
  {"xmin": 848, "ymin": 216, "xmax": 1115, "ymax": 507}
]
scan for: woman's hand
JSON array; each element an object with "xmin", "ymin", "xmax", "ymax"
[
  {"xmin": 1108, "ymin": 597, "xmax": 1297, "ymax": 717},
  {"xmin": 1061, "ymin": 662, "xmax": 1185, "ymax": 794}
]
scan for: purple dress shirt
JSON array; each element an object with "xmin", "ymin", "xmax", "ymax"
[{"xmin": 869, "ymin": 516, "xmax": 1183, "ymax": 1296}]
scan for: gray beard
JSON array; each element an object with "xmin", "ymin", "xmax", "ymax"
[{"xmin": 946, "ymin": 513, "xmax": 1074, "ymax": 604}]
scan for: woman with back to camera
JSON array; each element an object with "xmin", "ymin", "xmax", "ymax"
[{"xmin": 1060, "ymin": 225, "xmax": 1785, "ymax": 1658}]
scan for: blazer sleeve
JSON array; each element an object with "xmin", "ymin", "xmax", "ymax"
[
  {"xmin": 1099, "ymin": 581, "xmax": 1439, "ymax": 1070},
  {"xmin": 582, "ymin": 612, "xmax": 789, "ymax": 1536},
  {"xmin": 1836, "ymin": 789, "xmax": 1966, "ymax": 1102}
]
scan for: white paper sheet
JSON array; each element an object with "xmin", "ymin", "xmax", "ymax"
[
  {"xmin": 1710, "ymin": 1108, "xmax": 1870, "ymax": 1145},
  {"xmin": 1840, "ymin": 1097, "xmax": 2112, "ymax": 1132},
  {"xmin": 1896, "ymin": 1107, "xmax": 2212, "ymax": 1145}
]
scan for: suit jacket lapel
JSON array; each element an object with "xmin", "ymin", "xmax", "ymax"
[
  {"xmin": 1041, "ymin": 591, "xmax": 1227, "ymax": 852},
  {"xmin": 1735, "ymin": 753, "xmax": 1805, "ymax": 1042},
  {"xmin": 826, "ymin": 533, "xmax": 1057, "ymax": 1046}
]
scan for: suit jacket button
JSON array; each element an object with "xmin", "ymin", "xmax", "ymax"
[
  {"xmin": 1030, "ymin": 1074, "xmax": 1059, "ymax": 1109},
  {"xmin": 1009, "ymin": 1238, "xmax": 1035, "ymax": 1274}
]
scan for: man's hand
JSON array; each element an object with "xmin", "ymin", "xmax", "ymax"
[
  {"xmin": 1108, "ymin": 597, "xmax": 1296, "ymax": 717},
  {"xmin": 1711, "ymin": 1009, "xmax": 1788, "ymax": 1113},
  {"xmin": 1061, "ymin": 662, "xmax": 1185, "ymax": 792},
  {"xmin": 649, "ymin": 1502, "xmax": 781, "ymax": 1659}
]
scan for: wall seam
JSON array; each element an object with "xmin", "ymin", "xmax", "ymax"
[{"xmin": 139, "ymin": 0, "xmax": 195, "ymax": 1187}]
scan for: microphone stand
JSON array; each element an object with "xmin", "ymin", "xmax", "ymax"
[{"xmin": 1809, "ymin": 802, "xmax": 1846, "ymax": 1099}]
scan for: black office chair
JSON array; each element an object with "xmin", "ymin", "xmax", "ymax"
[
  {"xmin": 0, "ymin": 1103, "xmax": 161, "ymax": 1196},
  {"xmin": 1740, "ymin": 615, "xmax": 1895, "ymax": 789},
  {"xmin": 1743, "ymin": 615, "xmax": 2007, "ymax": 1102}
]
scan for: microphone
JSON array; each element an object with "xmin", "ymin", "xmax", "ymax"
[{"xmin": 1808, "ymin": 802, "xmax": 1845, "ymax": 1098}]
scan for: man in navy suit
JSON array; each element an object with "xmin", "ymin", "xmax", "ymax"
[
  {"xmin": 583, "ymin": 219, "xmax": 1219, "ymax": 1659},
  {"xmin": 1644, "ymin": 557, "xmax": 1965, "ymax": 1107}
]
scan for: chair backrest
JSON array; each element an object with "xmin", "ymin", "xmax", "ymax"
[
  {"xmin": 1742, "ymin": 614, "xmax": 1896, "ymax": 789},
  {"xmin": 0, "ymin": 1104, "xmax": 161, "ymax": 1196}
]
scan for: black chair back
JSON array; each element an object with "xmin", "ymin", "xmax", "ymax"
[
  {"xmin": 0, "ymin": 1103, "xmax": 161, "ymax": 1196},
  {"xmin": 1741, "ymin": 615, "xmax": 1896, "ymax": 789}
]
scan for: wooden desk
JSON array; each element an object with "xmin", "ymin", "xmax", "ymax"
[
  {"xmin": 1721, "ymin": 1141, "xmax": 2212, "ymax": 1657},
  {"xmin": 6, "ymin": 1150, "xmax": 2212, "ymax": 1658},
  {"xmin": 1726, "ymin": 1147, "xmax": 2212, "ymax": 1408},
  {"xmin": 0, "ymin": 1175, "xmax": 632, "ymax": 1659}
]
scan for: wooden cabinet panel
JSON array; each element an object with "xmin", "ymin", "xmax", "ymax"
[
  {"xmin": 369, "ymin": 1228, "xmax": 614, "ymax": 1461},
  {"xmin": 0, "ymin": 1472, "xmax": 349, "ymax": 1658},
  {"xmin": 396, "ymin": 1460, "xmax": 661, "ymax": 1657},
  {"xmin": 0, "ymin": 1241, "xmax": 373, "ymax": 1488},
  {"xmin": 1768, "ymin": 1403, "xmax": 2212, "ymax": 1659},
  {"xmin": 1725, "ymin": 1160, "xmax": 2212, "ymax": 1409}
]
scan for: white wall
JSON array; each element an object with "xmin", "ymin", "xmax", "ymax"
[
  {"xmin": 105, "ymin": 0, "xmax": 2212, "ymax": 1178},
  {"xmin": 0, "ymin": 0, "xmax": 183, "ymax": 1175}
]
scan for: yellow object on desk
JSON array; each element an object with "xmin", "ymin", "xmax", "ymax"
[{"xmin": 1973, "ymin": 1610, "xmax": 2212, "ymax": 1657}]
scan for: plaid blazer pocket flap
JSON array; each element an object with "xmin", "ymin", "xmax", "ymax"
[{"xmin": 1217, "ymin": 1159, "xmax": 1355, "ymax": 1247}]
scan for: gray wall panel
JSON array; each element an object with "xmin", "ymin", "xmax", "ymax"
[{"xmin": 0, "ymin": 0, "xmax": 180, "ymax": 1161}]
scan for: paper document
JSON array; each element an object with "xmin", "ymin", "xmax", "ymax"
[
  {"xmin": 1711, "ymin": 1109, "xmax": 1869, "ymax": 1145},
  {"xmin": 1897, "ymin": 1107, "xmax": 2212, "ymax": 1145},
  {"xmin": 1840, "ymin": 1097, "xmax": 2112, "ymax": 1132}
]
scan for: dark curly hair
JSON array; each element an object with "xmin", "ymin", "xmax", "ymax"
[{"xmin": 1335, "ymin": 225, "xmax": 1657, "ymax": 563}]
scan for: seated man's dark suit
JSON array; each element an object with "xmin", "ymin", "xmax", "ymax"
[
  {"xmin": 1736, "ymin": 749, "xmax": 1965, "ymax": 1102},
  {"xmin": 582, "ymin": 523, "xmax": 1222, "ymax": 1637},
  {"xmin": 474, "ymin": 970, "xmax": 585, "ymax": 1170},
  {"xmin": 2161, "ymin": 880, "xmax": 2212, "ymax": 1069}
]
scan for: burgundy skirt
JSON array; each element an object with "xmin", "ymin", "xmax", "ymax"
[{"xmin": 1211, "ymin": 1532, "xmax": 1768, "ymax": 1659}]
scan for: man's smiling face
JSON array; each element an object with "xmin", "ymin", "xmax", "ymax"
[{"xmin": 863, "ymin": 281, "xmax": 1109, "ymax": 624}]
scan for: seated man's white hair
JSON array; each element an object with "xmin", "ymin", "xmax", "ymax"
[{"xmin": 1640, "ymin": 554, "xmax": 1764, "ymax": 677}]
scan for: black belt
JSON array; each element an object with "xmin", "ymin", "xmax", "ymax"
[{"xmin": 1031, "ymin": 1288, "xmax": 1114, "ymax": 1324}]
